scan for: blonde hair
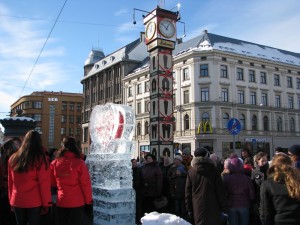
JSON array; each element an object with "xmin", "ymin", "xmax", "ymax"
[{"xmin": 268, "ymin": 153, "xmax": 300, "ymax": 200}]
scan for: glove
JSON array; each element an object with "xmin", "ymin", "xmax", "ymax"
[
  {"xmin": 187, "ymin": 211, "xmax": 193, "ymax": 219},
  {"xmin": 40, "ymin": 206, "xmax": 49, "ymax": 215},
  {"xmin": 85, "ymin": 203, "xmax": 93, "ymax": 217}
]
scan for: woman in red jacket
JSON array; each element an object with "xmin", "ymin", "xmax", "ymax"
[
  {"xmin": 8, "ymin": 130, "xmax": 52, "ymax": 225},
  {"xmin": 50, "ymin": 136, "xmax": 92, "ymax": 225}
]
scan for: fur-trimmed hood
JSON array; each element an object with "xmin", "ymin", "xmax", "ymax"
[{"xmin": 191, "ymin": 156, "xmax": 216, "ymax": 174}]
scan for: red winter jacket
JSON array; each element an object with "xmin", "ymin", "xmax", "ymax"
[
  {"xmin": 50, "ymin": 151, "xmax": 92, "ymax": 208},
  {"xmin": 8, "ymin": 159, "xmax": 52, "ymax": 208}
]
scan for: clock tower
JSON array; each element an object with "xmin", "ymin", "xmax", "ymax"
[{"xmin": 144, "ymin": 7, "xmax": 178, "ymax": 159}]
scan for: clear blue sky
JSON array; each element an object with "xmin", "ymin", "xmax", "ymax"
[{"xmin": 1, "ymin": 0, "xmax": 300, "ymax": 127}]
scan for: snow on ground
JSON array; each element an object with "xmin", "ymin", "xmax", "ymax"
[{"xmin": 141, "ymin": 212, "xmax": 192, "ymax": 225}]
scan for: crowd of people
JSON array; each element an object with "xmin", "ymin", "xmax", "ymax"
[
  {"xmin": 1, "ymin": 129, "xmax": 300, "ymax": 225},
  {"xmin": 132, "ymin": 146, "xmax": 300, "ymax": 225}
]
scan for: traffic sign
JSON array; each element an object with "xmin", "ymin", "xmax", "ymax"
[{"xmin": 227, "ymin": 118, "xmax": 241, "ymax": 135}]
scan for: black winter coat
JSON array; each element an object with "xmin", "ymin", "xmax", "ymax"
[
  {"xmin": 185, "ymin": 157, "xmax": 228, "ymax": 225},
  {"xmin": 260, "ymin": 177, "xmax": 300, "ymax": 225}
]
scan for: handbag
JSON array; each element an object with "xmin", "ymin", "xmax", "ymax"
[{"xmin": 153, "ymin": 196, "xmax": 168, "ymax": 209}]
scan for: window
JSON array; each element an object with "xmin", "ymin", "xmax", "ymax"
[
  {"xmin": 200, "ymin": 64, "xmax": 209, "ymax": 77},
  {"xmin": 277, "ymin": 117, "xmax": 283, "ymax": 132},
  {"xmin": 201, "ymin": 87, "xmax": 209, "ymax": 102},
  {"xmin": 62, "ymin": 102, "xmax": 67, "ymax": 111},
  {"xmin": 32, "ymin": 114, "xmax": 41, "ymax": 121},
  {"xmin": 69, "ymin": 115, "xmax": 74, "ymax": 123},
  {"xmin": 77, "ymin": 103, "xmax": 81, "ymax": 111},
  {"xmin": 201, "ymin": 112, "xmax": 209, "ymax": 122},
  {"xmin": 239, "ymin": 114, "xmax": 246, "ymax": 130},
  {"xmin": 183, "ymin": 68, "xmax": 190, "ymax": 80},
  {"xmin": 145, "ymin": 121, "xmax": 149, "ymax": 135},
  {"xmin": 297, "ymin": 78, "xmax": 300, "ymax": 89},
  {"xmin": 220, "ymin": 65, "xmax": 228, "ymax": 78},
  {"xmin": 145, "ymin": 100, "xmax": 150, "ymax": 112},
  {"xmin": 69, "ymin": 128, "xmax": 74, "ymax": 136},
  {"xmin": 274, "ymin": 95, "xmax": 281, "ymax": 108},
  {"xmin": 274, "ymin": 74, "xmax": 280, "ymax": 86},
  {"xmin": 184, "ymin": 114, "xmax": 190, "ymax": 130},
  {"xmin": 137, "ymin": 123, "xmax": 141, "ymax": 136},
  {"xmin": 287, "ymin": 77, "xmax": 293, "ymax": 88},
  {"xmin": 237, "ymin": 68, "xmax": 244, "ymax": 80},
  {"xmin": 290, "ymin": 118, "xmax": 295, "ymax": 132},
  {"xmin": 252, "ymin": 115, "xmax": 257, "ymax": 131},
  {"xmin": 183, "ymin": 90, "xmax": 189, "ymax": 104},
  {"xmin": 221, "ymin": 88, "xmax": 228, "ymax": 102},
  {"xmin": 61, "ymin": 115, "xmax": 66, "ymax": 123},
  {"xmin": 223, "ymin": 113, "xmax": 229, "ymax": 129},
  {"xmin": 33, "ymin": 101, "xmax": 42, "ymax": 109},
  {"xmin": 288, "ymin": 96, "xmax": 294, "ymax": 109},
  {"xmin": 69, "ymin": 103, "xmax": 74, "ymax": 111},
  {"xmin": 137, "ymin": 102, "xmax": 142, "ymax": 114},
  {"xmin": 145, "ymin": 81, "xmax": 150, "ymax": 92},
  {"xmin": 249, "ymin": 70, "xmax": 256, "ymax": 82},
  {"xmin": 260, "ymin": 72, "xmax": 267, "ymax": 84},
  {"xmin": 137, "ymin": 83, "xmax": 142, "ymax": 94},
  {"xmin": 250, "ymin": 92, "xmax": 256, "ymax": 105},
  {"xmin": 61, "ymin": 128, "xmax": 65, "ymax": 135},
  {"xmin": 128, "ymin": 87, "xmax": 133, "ymax": 97},
  {"xmin": 261, "ymin": 93, "xmax": 268, "ymax": 106},
  {"xmin": 238, "ymin": 90, "xmax": 245, "ymax": 104},
  {"xmin": 263, "ymin": 116, "xmax": 269, "ymax": 131},
  {"xmin": 298, "ymin": 96, "xmax": 300, "ymax": 109}
]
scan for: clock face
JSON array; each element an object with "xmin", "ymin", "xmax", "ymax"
[
  {"xmin": 159, "ymin": 19, "xmax": 175, "ymax": 38},
  {"xmin": 145, "ymin": 21, "xmax": 156, "ymax": 40}
]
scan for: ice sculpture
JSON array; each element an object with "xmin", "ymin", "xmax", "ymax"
[{"xmin": 86, "ymin": 103, "xmax": 136, "ymax": 225}]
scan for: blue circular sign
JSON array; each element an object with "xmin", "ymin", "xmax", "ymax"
[{"xmin": 227, "ymin": 118, "xmax": 241, "ymax": 135}]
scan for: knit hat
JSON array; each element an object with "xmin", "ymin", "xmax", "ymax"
[
  {"xmin": 174, "ymin": 155, "xmax": 183, "ymax": 161},
  {"xmin": 288, "ymin": 145, "xmax": 300, "ymax": 156},
  {"xmin": 194, "ymin": 147, "xmax": 210, "ymax": 157},
  {"xmin": 182, "ymin": 147, "xmax": 191, "ymax": 155},
  {"xmin": 228, "ymin": 158, "xmax": 244, "ymax": 173}
]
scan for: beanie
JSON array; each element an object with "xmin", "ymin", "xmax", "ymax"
[
  {"xmin": 174, "ymin": 155, "xmax": 183, "ymax": 161},
  {"xmin": 194, "ymin": 147, "xmax": 210, "ymax": 158},
  {"xmin": 289, "ymin": 145, "xmax": 300, "ymax": 156}
]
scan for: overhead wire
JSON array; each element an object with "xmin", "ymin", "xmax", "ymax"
[{"xmin": 18, "ymin": 0, "xmax": 68, "ymax": 98}]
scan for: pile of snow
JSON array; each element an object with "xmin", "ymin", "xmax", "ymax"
[{"xmin": 141, "ymin": 212, "xmax": 191, "ymax": 225}]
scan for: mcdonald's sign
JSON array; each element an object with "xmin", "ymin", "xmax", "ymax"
[{"xmin": 197, "ymin": 121, "xmax": 213, "ymax": 134}]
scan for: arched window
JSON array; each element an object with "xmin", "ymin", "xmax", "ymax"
[
  {"xmin": 137, "ymin": 122, "xmax": 141, "ymax": 136},
  {"xmin": 184, "ymin": 114, "xmax": 190, "ymax": 130},
  {"xmin": 201, "ymin": 112, "xmax": 210, "ymax": 122},
  {"xmin": 277, "ymin": 117, "xmax": 283, "ymax": 132},
  {"xmin": 145, "ymin": 121, "xmax": 149, "ymax": 135},
  {"xmin": 239, "ymin": 114, "xmax": 246, "ymax": 130},
  {"xmin": 263, "ymin": 116, "xmax": 269, "ymax": 131},
  {"xmin": 223, "ymin": 113, "xmax": 229, "ymax": 128},
  {"xmin": 252, "ymin": 115, "xmax": 257, "ymax": 130},
  {"xmin": 290, "ymin": 117, "xmax": 295, "ymax": 132}
]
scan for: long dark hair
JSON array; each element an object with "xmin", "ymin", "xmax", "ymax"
[
  {"xmin": 2, "ymin": 139, "xmax": 20, "ymax": 169},
  {"xmin": 9, "ymin": 130, "xmax": 48, "ymax": 172},
  {"xmin": 58, "ymin": 136, "xmax": 81, "ymax": 158}
]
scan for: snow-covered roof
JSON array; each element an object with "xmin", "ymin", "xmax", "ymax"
[{"xmin": 173, "ymin": 31, "xmax": 300, "ymax": 66}]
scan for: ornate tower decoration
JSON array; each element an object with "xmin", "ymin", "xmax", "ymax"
[{"xmin": 144, "ymin": 6, "xmax": 179, "ymax": 159}]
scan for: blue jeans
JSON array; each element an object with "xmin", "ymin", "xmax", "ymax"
[
  {"xmin": 228, "ymin": 207, "xmax": 249, "ymax": 225},
  {"xmin": 14, "ymin": 207, "xmax": 41, "ymax": 225}
]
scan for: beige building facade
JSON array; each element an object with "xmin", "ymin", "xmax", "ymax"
[{"xmin": 10, "ymin": 91, "xmax": 83, "ymax": 150}]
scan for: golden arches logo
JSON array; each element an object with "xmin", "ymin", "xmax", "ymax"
[{"xmin": 197, "ymin": 121, "xmax": 212, "ymax": 134}]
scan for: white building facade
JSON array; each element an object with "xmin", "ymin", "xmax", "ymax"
[{"xmin": 124, "ymin": 30, "xmax": 300, "ymax": 159}]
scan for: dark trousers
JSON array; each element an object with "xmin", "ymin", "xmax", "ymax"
[
  {"xmin": 56, "ymin": 206, "xmax": 83, "ymax": 225},
  {"xmin": 0, "ymin": 195, "xmax": 17, "ymax": 225},
  {"xmin": 13, "ymin": 207, "xmax": 41, "ymax": 225}
]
